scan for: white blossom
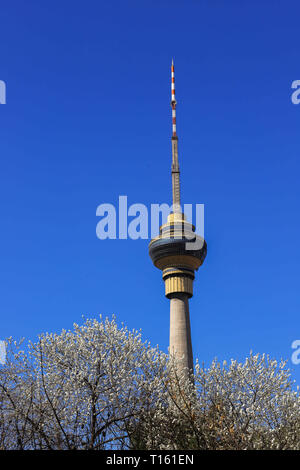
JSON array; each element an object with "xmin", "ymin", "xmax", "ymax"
[{"xmin": 0, "ymin": 318, "xmax": 299, "ymax": 450}]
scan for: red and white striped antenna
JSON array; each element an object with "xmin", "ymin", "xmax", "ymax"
[
  {"xmin": 170, "ymin": 59, "xmax": 181, "ymax": 210},
  {"xmin": 171, "ymin": 58, "xmax": 177, "ymax": 137}
]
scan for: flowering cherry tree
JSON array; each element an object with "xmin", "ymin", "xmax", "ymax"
[
  {"xmin": 0, "ymin": 317, "xmax": 168, "ymax": 449},
  {"xmin": 143, "ymin": 354, "xmax": 300, "ymax": 450},
  {"xmin": 0, "ymin": 317, "xmax": 299, "ymax": 450}
]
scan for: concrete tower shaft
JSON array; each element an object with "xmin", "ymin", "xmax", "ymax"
[{"xmin": 169, "ymin": 293, "xmax": 193, "ymax": 372}]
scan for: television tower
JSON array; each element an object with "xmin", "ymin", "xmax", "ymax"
[{"xmin": 149, "ymin": 60, "xmax": 207, "ymax": 374}]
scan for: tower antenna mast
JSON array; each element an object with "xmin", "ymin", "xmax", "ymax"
[{"xmin": 171, "ymin": 59, "xmax": 181, "ymax": 212}]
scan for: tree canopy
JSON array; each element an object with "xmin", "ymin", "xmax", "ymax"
[{"xmin": 0, "ymin": 317, "xmax": 299, "ymax": 450}]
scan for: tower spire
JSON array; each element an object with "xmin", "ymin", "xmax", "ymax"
[
  {"xmin": 171, "ymin": 58, "xmax": 177, "ymax": 137},
  {"xmin": 171, "ymin": 60, "xmax": 181, "ymax": 212}
]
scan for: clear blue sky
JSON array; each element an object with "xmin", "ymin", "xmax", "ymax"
[{"xmin": 1, "ymin": 1, "xmax": 300, "ymax": 383}]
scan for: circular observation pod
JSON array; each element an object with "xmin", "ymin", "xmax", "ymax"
[{"xmin": 149, "ymin": 214, "xmax": 207, "ymax": 272}]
